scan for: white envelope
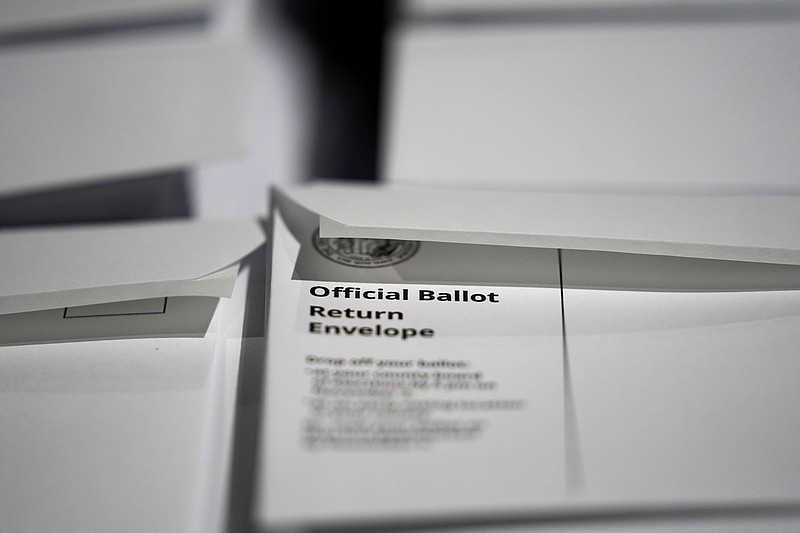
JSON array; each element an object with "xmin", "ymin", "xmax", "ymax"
[
  {"xmin": 0, "ymin": 258, "xmax": 256, "ymax": 533},
  {"xmin": 259, "ymin": 188, "xmax": 566, "ymax": 530},
  {"xmin": 0, "ymin": 218, "xmax": 264, "ymax": 344},
  {"xmin": 260, "ymin": 182, "xmax": 800, "ymax": 529},
  {"xmin": 384, "ymin": 14, "xmax": 800, "ymax": 188},
  {"xmin": 0, "ymin": 0, "xmax": 248, "ymax": 194},
  {"xmin": 0, "ymin": 216, "xmax": 264, "ymax": 532}
]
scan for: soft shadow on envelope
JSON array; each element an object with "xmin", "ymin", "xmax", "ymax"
[
  {"xmin": 0, "ymin": 218, "xmax": 265, "ymax": 345},
  {"xmin": 283, "ymin": 181, "xmax": 800, "ymax": 265},
  {"xmin": 0, "ymin": 296, "xmax": 221, "ymax": 346},
  {"xmin": 277, "ymin": 182, "xmax": 800, "ymax": 292},
  {"xmin": 274, "ymin": 187, "xmax": 560, "ymax": 288}
]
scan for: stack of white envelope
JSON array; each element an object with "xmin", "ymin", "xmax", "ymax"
[
  {"xmin": 255, "ymin": 182, "xmax": 800, "ymax": 531},
  {"xmin": 0, "ymin": 219, "xmax": 264, "ymax": 533},
  {"xmin": 0, "ymin": 0, "xmax": 249, "ymax": 194}
]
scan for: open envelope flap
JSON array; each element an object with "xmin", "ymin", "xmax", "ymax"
[
  {"xmin": 281, "ymin": 182, "xmax": 800, "ymax": 266},
  {"xmin": 0, "ymin": 218, "xmax": 265, "ymax": 314},
  {"xmin": 273, "ymin": 187, "xmax": 562, "ymax": 288}
]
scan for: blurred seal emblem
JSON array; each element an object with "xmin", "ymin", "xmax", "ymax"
[{"xmin": 312, "ymin": 229, "xmax": 420, "ymax": 268}]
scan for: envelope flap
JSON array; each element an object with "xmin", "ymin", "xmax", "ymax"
[
  {"xmin": 284, "ymin": 182, "xmax": 800, "ymax": 265},
  {"xmin": 0, "ymin": 218, "xmax": 264, "ymax": 313}
]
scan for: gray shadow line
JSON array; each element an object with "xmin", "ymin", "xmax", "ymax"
[
  {"xmin": 309, "ymin": 502, "xmax": 800, "ymax": 532},
  {"xmin": 408, "ymin": 2, "xmax": 800, "ymax": 28},
  {"xmin": 559, "ymin": 248, "xmax": 585, "ymax": 494},
  {"xmin": 0, "ymin": 13, "xmax": 209, "ymax": 49},
  {"xmin": 225, "ymin": 235, "xmax": 268, "ymax": 533}
]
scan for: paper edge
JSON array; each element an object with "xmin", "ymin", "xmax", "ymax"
[
  {"xmin": 0, "ymin": 263, "xmax": 239, "ymax": 316},
  {"xmin": 319, "ymin": 216, "xmax": 800, "ymax": 266}
]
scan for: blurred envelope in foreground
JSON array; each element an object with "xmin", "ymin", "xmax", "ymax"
[{"xmin": 0, "ymin": 219, "xmax": 264, "ymax": 344}]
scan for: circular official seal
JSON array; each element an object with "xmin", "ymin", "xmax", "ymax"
[{"xmin": 312, "ymin": 229, "xmax": 420, "ymax": 268}]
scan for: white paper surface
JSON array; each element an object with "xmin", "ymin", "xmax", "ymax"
[
  {"xmin": 0, "ymin": 337, "xmax": 215, "ymax": 533},
  {"xmin": 0, "ymin": 261, "xmax": 250, "ymax": 533},
  {"xmin": 0, "ymin": 0, "xmax": 248, "ymax": 193},
  {"xmin": 257, "ymin": 204, "xmax": 565, "ymax": 529},
  {"xmin": 0, "ymin": 218, "xmax": 264, "ymax": 314},
  {"xmin": 384, "ymin": 18, "xmax": 800, "ymax": 187},
  {"xmin": 190, "ymin": 0, "xmax": 313, "ymax": 219},
  {"xmin": 280, "ymin": 183, "xmax": 800, "ymax": 265},
  {"xmin": 563, "ymin": 287, "xmax": 800, "ymax": 505}
]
